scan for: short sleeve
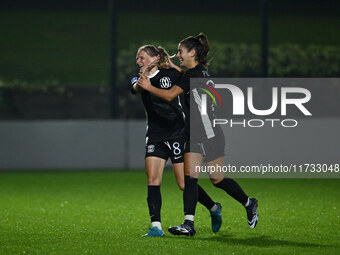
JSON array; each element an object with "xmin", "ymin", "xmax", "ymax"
[
  {"xmin": 130, "ymin": 76, "xmax": 138, "ymax": 95},
  {"xmin": 176, "ymin": 72, "xmax": 190, "ymax": 92},
  {"xmin": 167, "ymin": 68, "xmax": 182, "ymax": 84}
]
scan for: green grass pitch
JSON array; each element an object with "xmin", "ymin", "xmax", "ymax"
[{"xmin": 0, "ymin": 170, "xmax": 339, "ymax": 255}]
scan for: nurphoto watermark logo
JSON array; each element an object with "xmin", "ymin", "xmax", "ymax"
[
  {"xmin": 190, "ymin": 78, "xmax": 339, "ymax": 178},
  {"xmin": 195, "ymin": 78, "xmax": 312, "ymax": 128}
]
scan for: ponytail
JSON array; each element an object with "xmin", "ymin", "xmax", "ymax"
[
  {"xmin": 156, "ymin": 46, "xmax": 170, "ymax": 69},
  {"xmin": 196, "ymin": 33, "xmax": 210, "ymax": 58}
]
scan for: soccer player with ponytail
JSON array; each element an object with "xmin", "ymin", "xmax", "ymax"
[
  {"xmin": 138, "ymin": 34, "xmax": 259, "ymax": 236},
  {"xmin": 132, "ymin": 45, "xmax": 222, "ymax": 237}
]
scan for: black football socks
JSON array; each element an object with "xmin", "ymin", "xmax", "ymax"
[
  {"xmin": 197, "ymin": 184, "xmax": 216, "ymax": 210},
  {"xmin": 147, "ymin": 185, "xmax": 162, "ymax": 223},
  {"xmin": 183, "ymin": 175, "xmax": 198, "ymax": 217},
  {"xmin": 214, "ymin": 178, "xmax": 248, "ymax": 205}
]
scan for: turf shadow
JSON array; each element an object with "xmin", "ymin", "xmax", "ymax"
[{"xmin": 165, "ymin": 234, "xmax": 336, "ymax": 248}]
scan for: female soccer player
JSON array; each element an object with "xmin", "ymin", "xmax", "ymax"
[
  {"xmin": 138, "ymin": 34, "xmax": 258, "ymax": 236},
  {"xmin": 132, "ymin": 45, "xmax": 222, "ymax": 237}
]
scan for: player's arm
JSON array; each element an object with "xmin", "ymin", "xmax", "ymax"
[
  {"xmin": 138, "ymin": 75, "xmax": 183, "ymax": 102},
  {"xmin": 132, "ymin": 82, "xmax": 143, "ymax": 93},
  {"xmin": 130, "ymin": 76, "xmax": 143, "ymax": 94},
  {"xmin": 168, "ymin": 56, "xmax": 183, "ymax": 73},
  {"xmin": 171, "ymin": 64, "xmax": 183, "ymax": 73}
]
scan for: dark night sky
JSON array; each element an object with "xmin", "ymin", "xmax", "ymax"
[{"xmin": 0, "ymin": 0, "xmax": 339, "ymax": 15}]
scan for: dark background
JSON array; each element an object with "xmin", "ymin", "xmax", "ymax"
[
  {"xmin": 1, "ymin": 0, "xmax": 340, "ymax": 13},
  {"xmin": 0, "ymin": 0, "xmax": 339, "ymax": 119}
]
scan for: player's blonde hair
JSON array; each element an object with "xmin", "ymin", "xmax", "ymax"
[{"xmin": 137, "ymin": 45, "xmax": 170, "ymax": 69}]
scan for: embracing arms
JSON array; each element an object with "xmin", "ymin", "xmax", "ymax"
[{"xmin": 137, "ymin": 75, "xmax": 183, "ymax": 102}]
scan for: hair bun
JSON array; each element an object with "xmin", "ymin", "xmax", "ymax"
[
  {"xmin": 196, "ymin": 33, "xmax": 205, "ymax": 43},
  {"xmin": 195, "ymin": 33, "xmax": 209, "ymax": 54}
]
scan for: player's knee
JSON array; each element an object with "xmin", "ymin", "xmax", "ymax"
[
  {"xmin": 147, "ymin": 176, "xmax": 162, "ymax": 186},
  {"xmin": 211, "ymin": 178, "xmax": 224, "ymax": 186},
  {"xmin": 177, "ymin": 182, "xmax": 184, "ymax": 191}
]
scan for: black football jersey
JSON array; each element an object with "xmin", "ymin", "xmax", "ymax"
[
  {"xmin": 139, "ymin": 68, "xmax": 185, "ymax": 143},
  {"xmin": 176, "ymin": 64, "xmax": 221, "ymax": 141}
]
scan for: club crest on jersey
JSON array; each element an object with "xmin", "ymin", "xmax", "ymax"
[
  {"xmin": 147, "ymin": 145, "xmax": 155, "ymax": 153},
  {"xmin": 160, "ymin": 77, "xmax": 171, "ymax": 88}
]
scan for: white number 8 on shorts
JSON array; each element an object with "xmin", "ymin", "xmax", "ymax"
[{"xmin": 172, "ymin": 142, "xmax": 181, "ymax": 156}]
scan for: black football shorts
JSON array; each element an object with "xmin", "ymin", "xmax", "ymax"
[
  {"xmin": 184, "ymin": 135, "xmax": 225, "ymax": 162},
  {"xmin": 145, "ymin": 138, "xmax": 185, "ymax": 164}
]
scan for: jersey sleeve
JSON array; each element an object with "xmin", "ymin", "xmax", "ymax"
[
  {"xmin": 130, "ymin": 76, "xmax": 138, "ymax": 95},
  {"xmin": 168, "ymin": 68, "xmax": 182, "ymax": 84},
  {"xmin": 176, "ymin": 72, "xmax": 190, "ymax": 92}
]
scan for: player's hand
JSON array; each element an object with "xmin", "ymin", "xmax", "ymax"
[
  {"xmin": 139, "ymin": 57, "xmax": 160, "ymax": 76},
  {"xmin": 167, "ymin": 56, "xmax": 175, "ymax": 69},
  {"xmin": 146, "ymin": 57, "xmax": 160, "ymax": 72},
  {"xmin": 166, "ymin": 54, "xmax": 183, "ymax": 72},
  {"xmin": 137, "ymin": 75, "xmax": 151, "ymax": 90}
]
